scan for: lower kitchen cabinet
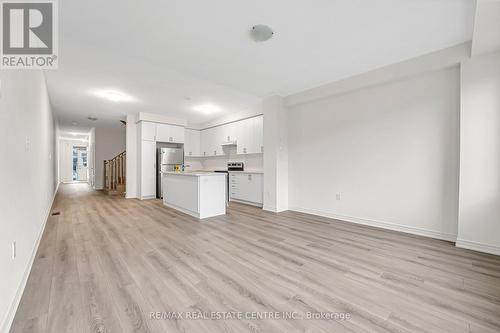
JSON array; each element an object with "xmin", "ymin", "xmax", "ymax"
[{"xmin": 229, "ymin": 173, "xmax": 263, "ymax": 206}]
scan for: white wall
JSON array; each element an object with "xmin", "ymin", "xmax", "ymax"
[
  {"xmin": 125, "ymin": 115, "xmax": 137, "ymax": 198},
  {"xmin": 457, "ymin": 50, "xmax": 500, "ymax": 255},
  {"xmin": 0, "ymin": 70, "xmax": 58, "ymax": 332},
  {"xmin": 93, "ymin": 127, "xmax": 126, "ymax": 189},
  {"xmin": 263, "ymin": 96, "xmax": 289, "ymax": 212},
  {"xmin": 287, "ymin": 67, "xmax": 460, "ymax": 240}
]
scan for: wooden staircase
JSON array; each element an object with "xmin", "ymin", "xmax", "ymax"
[{"xmin": 104, "ymin": 151, "xmax": 126, "ymax": 195}]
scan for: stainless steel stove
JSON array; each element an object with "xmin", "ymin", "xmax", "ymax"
[{"xmin": 214, "ymin": 162, "xmax": 244, "ymax": 205}]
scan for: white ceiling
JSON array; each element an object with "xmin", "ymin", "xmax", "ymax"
[
  {"xmin": 48, "ymin": 0, "xmax": 475, "ymax": 132},
  {"xmin": 471, "ymin": 0, "xmax": 500, "ymax": 56}
]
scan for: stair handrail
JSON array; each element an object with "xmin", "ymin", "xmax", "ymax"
[{"xmin": 103, "ymin": 151, "xmax": 126, "ymax": 193}]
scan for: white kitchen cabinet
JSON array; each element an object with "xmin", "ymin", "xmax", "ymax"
[
  {"xmin": 229, "ymin": 172, "xmax": 263, "ymax": 206},
  {"xmin": 212, "ymin": 126, "xmax": 225, "ymax": 156},
  {"xmin": 184, "ymin": 129, "xmax": 201, "ymax": 157},
  {"xmin": 202, "ymin": 127, "xmax": 221, "ymax": 157},
  {"xmin": 221, "ymin": 121, "xmax": 237, "ymax": 143},
  {"xmin": 170, "ymin": 125, "xmax": 185, "ymax": 143},
  {"xmin": 240, "ymin": 116, "xmax": 264, "ymax": 154},
  {"xmin": 139, "ymin": 121, "xmax": 156, "ymax": 141},
  {"xmin": 200, "ymin": 128, "xmax": 209, "ymax": 157},
  {"xmin": 139, "ymin": 140, "xmax": 157, "ymax": 199},
  {"xmin": 253, "ymin": 115, "xmax": 264, "ymax": 153},
  {"xmin": 156, "ymin": 123, "xmax": 185, "ymax": 143},
  {"xmin": 236, "ymin": 118, "xmax": 253, "ymax": 154},
  {"xmin": 195, "ymin": 115, "xmax": 264, "ymax": 157}
]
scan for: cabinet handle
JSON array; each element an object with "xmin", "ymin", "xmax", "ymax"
[
  {"xmin": 189, "ymin": 152, "xmax": 192, "ymax": 156},
  {"xmin": 214, "ymin": 150, "xmax": 217, "ymax": 155},
  {"xmin": 243, "ymin": 148, "xmax": 247, "ymax": 154},
  {"xmin": 169, "ymin": 137, "xmax": 173, "ymax": 142},
  {"xmin": 203, "ymin": 152, "xmax": 206, "ymax": 156},
  {"xmin": 227, "ymin": 136, "xmax": 230, "ymax": 141},
  {"xmin": 261, "ymin": 146, "xmax": 264, "ymax": 153}
]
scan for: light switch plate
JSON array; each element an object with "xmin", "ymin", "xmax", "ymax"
[{"xmin": 12, "ymin": 241, "xmax": 16, "ymax": 259}]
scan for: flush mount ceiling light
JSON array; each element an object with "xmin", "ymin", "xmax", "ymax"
[
  {"xmin": 87, "ymin": 116, "xmax": 98, "ymax": 121},
  {"xmin": 93, "ymin": 89, "xmax": 136, "ymax": 103},
  {"xmin": 250, "ymin": 24, "xmax": 274, "ymax": 42},
  {"xmin": 71, "ymin": 121, "xmax": 78, "ymax": 126},
  {"xmin": 192, "ymin": 104, "xmax": 221, "ymax": 114}
]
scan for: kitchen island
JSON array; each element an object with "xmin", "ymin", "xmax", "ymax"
[{"xmin": 161, "ymin": 171, "xmax": 226, "ymax": 219}]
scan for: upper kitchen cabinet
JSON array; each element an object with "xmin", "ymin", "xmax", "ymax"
[
  {"xmin": 200, "ymin": 127, "xmax": 212, "ymax": 157},
  {"xmin": 236, "ymin": 118, "xmax": 252, "ymax": 154},
  {"xmin": 236, "ymin": 115, "xmax": 263, "ymax": 154},
  {"xmin": 186, "ymin": 115, "xmax": 263, "ymax": 157},
  {"xmin": 139, "ymin": 121, "xmax": 157, "ymax": 141},
  {"xmin": 212, "ymin": 126, "xmax": 225, "ymax": 156},
  {"xmin": 203, "ymin": 127, "xmax": 223, "ymax": 157},
  {"xmin": 253, "ymin": 115, "xmax": 264, "ymax": 153},
  {"xmin": 221, "ymin": 121, "xmax": 237, "ymax": 143},
  {"xmin": 156, "ymin": 123, "xmax": 185, "ymax": 143},
  {"xmin": 184, "ymin": 129, "xmax": 201, "ymax": 157}
]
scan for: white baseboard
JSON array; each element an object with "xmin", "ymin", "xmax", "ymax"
[
  {"xmin": 230, "ymin": 198, "xmax": 263, "ymax": 208},
  {"xmin": 456, "ymin": 239, "xmax": 500, "ymax": 256},
  {"xmin": 263, "ymin": 205, "xmax": 288, "ymax": 213},
  {"xmin": 263, "ymin": 205, "xmax": 277, "ymax": 212},
  {"xmin": 140, "ymin": 195, "xmax": 156, "ymax": 200},
  {"xmin": 288, "ymin": 206, "xmax": 457, "ymax": 242},
  {"xmin": 1, "ymin": 183, "xmax": 59, "ymax": 333}
]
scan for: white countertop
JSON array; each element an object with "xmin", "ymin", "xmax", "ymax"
[
  {"xmin": 181, "ymin": 169, "xmax": 264, "ymax": 174},
  {"xmin": 161, "ymin": 171, "xmax": 225, "ymax": 177}
]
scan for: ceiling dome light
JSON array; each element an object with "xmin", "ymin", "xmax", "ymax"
[
  {"xmin": 250, "ymin": 25, "xmax": 274, "ymax": 42},
  {"xmin": 192, "ymin": 104, "xmax": 221, "ymax": 114},
  {"xmin": 93, "ymin": 89, "xmax": 136, "ymax": 103},
  {"xmin": 88, "ymin": 116, "xmax": 98, "ymax": 121}
]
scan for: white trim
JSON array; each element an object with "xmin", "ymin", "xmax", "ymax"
[
  {"xmin": 288, "ymin": 206, "xmax": 457, "ymax": 242},
  {"xmin": 136, "ymin": 112, "xmax": 187, "ymax": 127},
  {"xmin": 1, "ymin": 182, "xmax": 60, "ymax": 333},
  {"xmin": 456, "ymin": 239, "xmax": 500, "ymax": 256},
  {"xmin": 140, "ymin": 195, "xmax": 156, "ymax": 200},
  {"xmin": 263, "ymin": 205, "xmax": 288, "ymax": 213},
  {"xmin": 263, "ymin": 205, "xmax": 277, "ymax": 212},
  {"xmin": 230, "ymin": 198, "xmax": 263, "ymax": 208}
]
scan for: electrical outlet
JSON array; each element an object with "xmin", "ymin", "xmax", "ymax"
[
  {"xmin": 25, "ymin": 136, "xmax": 31, "ymax": 152},
  {"xmin": 12, "ymin": 241, "xmax": 16, "ymax": 259},
  {"xmin": 336, "ymin": 193, "xmax": 341, "ymax": 201}
]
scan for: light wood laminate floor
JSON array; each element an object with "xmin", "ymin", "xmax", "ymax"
[{"xmin": 10, "ymin": 183, "xmax": 500, "ymax": 333}]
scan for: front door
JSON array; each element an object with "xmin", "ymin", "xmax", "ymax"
[{"xmin": 72, "ymin": 146, "xmax": 88, "ymax": 182}]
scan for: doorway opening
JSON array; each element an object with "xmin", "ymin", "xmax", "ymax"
[{"xmin": 72, "ymin": 146, "xmax": 88, "ymax": 182}]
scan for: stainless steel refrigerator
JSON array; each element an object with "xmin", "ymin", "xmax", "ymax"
[{"xmin": 157, "ymin": 147, "xmax": 184, "ymax": 198}]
